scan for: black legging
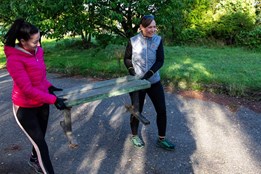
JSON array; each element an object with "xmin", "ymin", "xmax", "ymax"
[
  {"xmin": 13, "ymin": 104, "xmax": 54, "ymax": 174},
  {"xmin": 130, "ymin": 81, "xmax": 167, "ymax": 136}
]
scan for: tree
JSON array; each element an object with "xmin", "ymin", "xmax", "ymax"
[
  {"xmin": 155, "ymin": 0, "xmax": 188, "ymax": 44},
  {"xmin": 0, "ymin": 0, "xmax": 259, "ymax": 47},
  {"xmin": 90, "ymin": 0, "xmax": 168, "ymax": 38},
  {"xmin": 0, "ymin": 0, "xmax": 96, "ymax": 48}
]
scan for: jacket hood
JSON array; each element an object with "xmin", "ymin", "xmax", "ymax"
[{"xmin": 4, "ymin": 45, "xmax": 38, "ymax": 59}]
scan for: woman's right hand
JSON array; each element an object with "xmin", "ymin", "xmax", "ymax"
[{"xmin": 54, "ymin": 97, "xmax": 67, "ymax": 110}]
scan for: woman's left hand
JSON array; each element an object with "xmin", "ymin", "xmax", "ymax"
[
  {"xmin": 141, "ymin": 70, "xmax": 154, "ymax": 80},
  {"xmin": 48, "ymin": 86, "xmax": 63, "ymax": 95}
]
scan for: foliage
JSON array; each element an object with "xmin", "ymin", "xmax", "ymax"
[
  {"xmin": 158, "ymin": 0, "xmax": 215, "ymax": 45},
  {"xmin": 0, "ymin": 0, "xmax": 97, "ymax": 48},
  {"xmin": 95, "ymin": 34, "xmax": 127, "ymax": 48},
  {"xmin": 209, "ymin": 0, "xmax": 256, "ymax": 45},
  {"xmin": 0, "ymin": 0, "xmax": 259, "ymax": 48},
  {"xmin": 255, "ymin": 1, "xmax": 261, "ymax": 24},
  {"xmin": 0, "ymin": 44, "xmax": 6, "ymax": 69},
  {"xmin": 88, "ymin": 0, "xmax": 169, "ymax": 38},
  {"xmin": 155, "ymin": 0, "xmax": 186, "ymax": 44},
  {"xmin": 178, "ymin": 28, "xmax": 206, "ymax": 44},
  {"xmin": 158, "ymin": 0, "xmax": 258, "ymax": 47},
  {"xmin": 183, "ymin": 0, "xmax": 214, "ymax": 30},
  {"xmin": 211, "ymin": 12, "xmax": 256, "ymax": 45},
  {"xmin": 235, "ymin": 25, "xmax": 261, "ymax": 49}
]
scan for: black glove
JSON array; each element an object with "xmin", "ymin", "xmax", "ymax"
[
  {"xmin": 48, "ymin": 86, "xmax": 63, "ymax": 95},
  {"xmin": 141, "ymin": 70, "xmax": 154, "ymax": 80},
  {"xmin": 128, "ymin": 67, "xmax": 136, "ymax": 76},
  {"xmin": 54, "ymin": 97, "xmax": 67, "ymax": 110}
]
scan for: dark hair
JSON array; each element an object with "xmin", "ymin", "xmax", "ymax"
[
  {"xmin": 140, "ymin": 15, "xmax": 155, "ymax": 28},
  {"xmin": 4, "ymin": 18, "xmax": 39, "ymax": 47}
]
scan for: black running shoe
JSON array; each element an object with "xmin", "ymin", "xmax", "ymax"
[{"xmin": 28, "ymin": 157, "xmax": 43, "ymax": 174}]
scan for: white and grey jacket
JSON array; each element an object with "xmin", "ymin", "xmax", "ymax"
[{"xmin": 124, "ymin": 32, "xmax": 164, "ymax": 84}]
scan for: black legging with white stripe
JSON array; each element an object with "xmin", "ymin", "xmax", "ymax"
[
  {"xmin": 13, "ymin": 104, "xmax": 54, "ymax": 174},
  {"xmin": 130, "ymin": 81, "xmax": 167, "ymax": 136}
]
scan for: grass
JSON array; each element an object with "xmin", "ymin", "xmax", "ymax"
[
  {"xmin": 0, "ymin": 43, "xmax": 6, "ymax": 69},
  {"xmin": 42, "ymin": 39, "xmax": 126, "ymax": 78},
  {"xmin": 0, "ymin": 38, "xmax": 260, "ymax": 99},
  {"xmin": 162, "ymin": 46, "xmax": 261, "ymax": 97}
]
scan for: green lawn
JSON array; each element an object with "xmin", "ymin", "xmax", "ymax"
[
  {"xmin": 162, "ymin": 46, "xmax": 261, "ymax": 96},
  {"xmin": 0, "ymin": 44, "xmax": 5, "ymax": 69},
  {"xmin": 1, "ymin": 38, "xmax": 260, "ymax": 98}
]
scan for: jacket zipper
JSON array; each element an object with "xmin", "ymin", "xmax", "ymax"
[
  {"xmin": 146, "ymin": 39, "xmax": 148, "ymax": 71},
  {"xmin": 35, "ymin": 49, "xmax": 38, "ymax": 61}
]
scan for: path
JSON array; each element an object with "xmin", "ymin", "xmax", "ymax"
[{"xmin": 0, "ymin": 69, "xmax": 260, "ymax": 174}]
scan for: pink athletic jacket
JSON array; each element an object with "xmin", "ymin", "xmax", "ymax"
[{"xmin": 4, "ymin": 45, "xmax": 57, "ymax": 108}]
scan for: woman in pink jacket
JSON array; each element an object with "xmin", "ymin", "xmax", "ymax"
[{"xmin": 4, "ymin": 18, "xmax": 67, "ymax": 174}]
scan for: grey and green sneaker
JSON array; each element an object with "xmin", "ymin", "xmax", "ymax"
[
  {"xmin": 156, "ymin": 138, "xmax": 175, "ymax": 151},
  {"xmin": 130, "ymin": 135, "xmax": 145, "ymax": 148}
]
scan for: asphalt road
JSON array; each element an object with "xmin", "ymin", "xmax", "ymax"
[{"xmin": 0, "ymin": 69, "xmax": 261, "ymax": 174}]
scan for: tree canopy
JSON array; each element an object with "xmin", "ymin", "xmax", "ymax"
[{"xmin": 0, "ymin": 0, "xmax": 259, "ymax": 48}]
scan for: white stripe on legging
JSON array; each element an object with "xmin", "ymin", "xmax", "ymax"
[{"xmin": 12, "ymin": 104, "xmax": 48, "ymax": 174}]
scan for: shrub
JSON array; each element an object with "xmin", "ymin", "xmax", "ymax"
[
  {"xmin": 54, "ymin": 39, "xmax": 83, "ymax": 49},
  {"xmin": 95, "ymin": 34, "xmax": 127, "ymax": 48},
  {"xmin": 235, "ymin": 25, "xmax": 261, "ymax": 49},
  {"xmin": 211, "ymin": 12, "xmax": 255, "ymax": 45},
  {"xmin": 178, "ymin": 28, "xmax": 206, "ymax": 44}
]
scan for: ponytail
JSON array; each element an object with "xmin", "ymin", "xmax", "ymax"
[{"xmin": 4, "ymin": 18, "xmax": 39, "ymax": 47}]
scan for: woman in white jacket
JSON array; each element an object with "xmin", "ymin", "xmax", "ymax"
[{"xmin": 124, "ymin": 15, "xmax": 175, "ymax": 151}]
